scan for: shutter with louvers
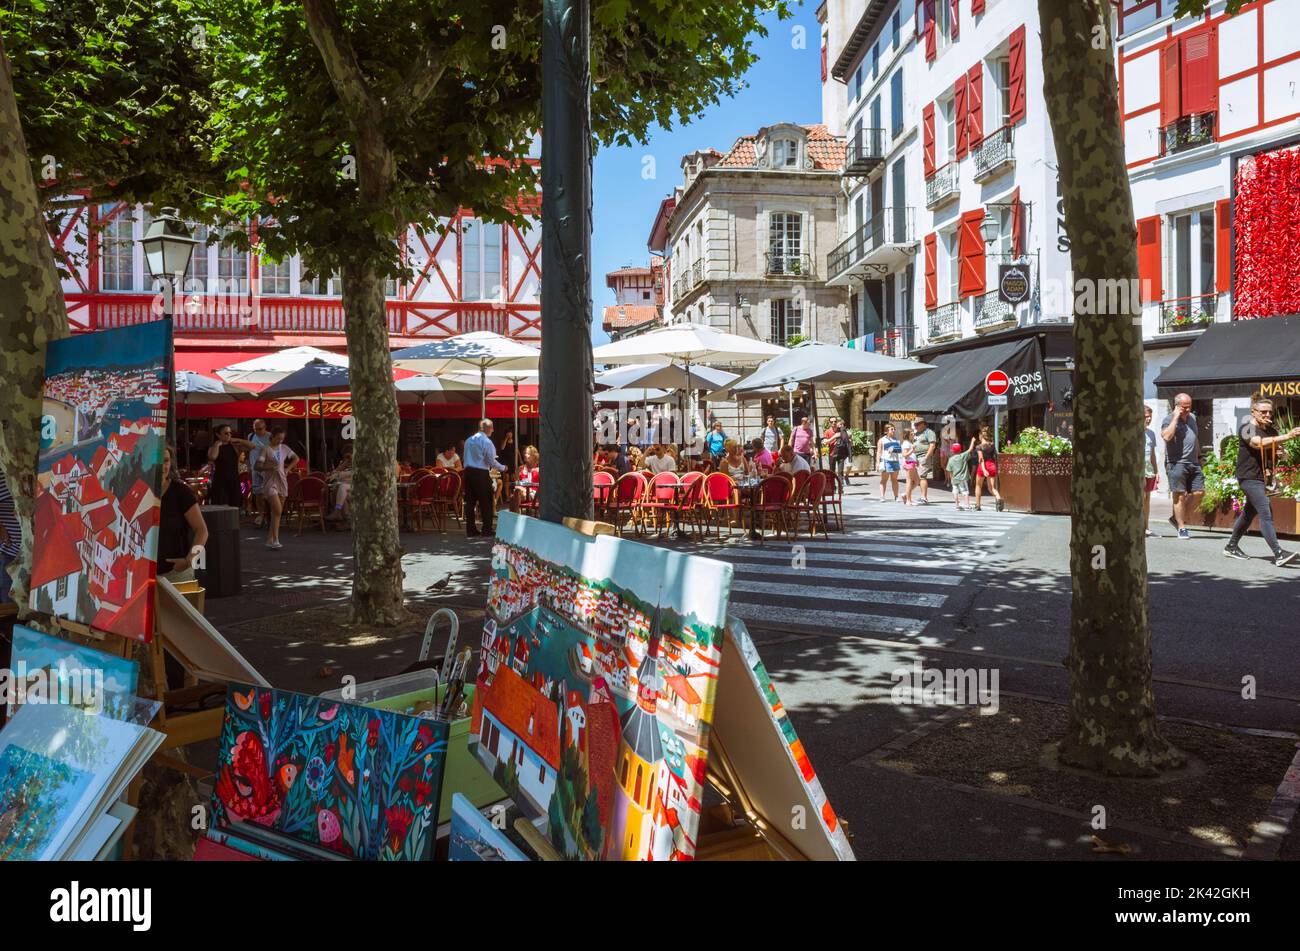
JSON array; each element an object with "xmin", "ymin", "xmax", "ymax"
[
  {"xmin": 958, "ymin": 209, "xmax": 986, "ymax": 298},
  {"xmin": 1136, "ymin": 215, "xmax": 1162, "ymax": 303},
  {"xmin": 1159, "ymin": 39, "xmax": 1181, "ymax": 127},
  {"xmin": 1180, "ymin": 28, "xmax": 1217, "ymax": 116},
  {"xmin": 923, "ymin": 102, "xmax": 936, "ymax": 175},
  {"xmin": 1011, "ymin": 186, "xmax": 1024, "ymax": 257},
  {"xmin": 954, "ymin": 75, "xmax": 969, "ymax": 159},
  {"xmin": 1008, "ymin": 25, "xmax": 1026, "ymax": 124},
  {"xmin": 924, "ymin": 234, "xmax": 938, "ymax": 309},
  {"xmin": 1215, "ymin": 199, "xmax": 1231, "ymax": 294},
  {"xmin": 967, "ymin": 62, "xmax": 984, "ymax": 148},
  {"xmin": 924, "ymin": 0, "xmax": 936, "ymax": 62}
]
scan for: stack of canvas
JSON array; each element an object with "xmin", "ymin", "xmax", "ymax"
[
  {"xmin": 205, "ymin": 685, "xmax": 451, "ymax": 861},
  {"xmin": 0, "ymin": 702, "xmax": 162, "ymax": 860}
]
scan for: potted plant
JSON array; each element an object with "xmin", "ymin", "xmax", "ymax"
[
  {"xmin": 998, "ymin": 427, "xmax": 1073, "ymax": 514},
  {"xmin": 850, "ymin": 428, "xmax": 873, "ymax": 473}
]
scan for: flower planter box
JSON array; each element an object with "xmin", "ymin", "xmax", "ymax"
[
  {"xmin": 997, "ymin": 453, "xmax": 1072, "ymax": 515},
  {"xmin": 1194, "ymin": 495, "xmax": 1298, "ymax": 538}
]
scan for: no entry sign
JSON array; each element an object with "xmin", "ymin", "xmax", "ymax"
[{"xmin": 985, "ymin": 370, "xmax": 1010, "ymax": 396}]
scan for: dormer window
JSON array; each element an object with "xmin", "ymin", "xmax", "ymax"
[{"xmin": 772, "ymin": 138, "xmax": 800, "ymax": 168}]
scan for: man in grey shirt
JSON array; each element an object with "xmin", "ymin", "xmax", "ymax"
[{"xmin": 1161, "ymin": 392, "xmax": 1203, "ymax": 539}]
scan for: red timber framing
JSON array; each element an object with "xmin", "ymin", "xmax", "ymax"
[
  {"xmin": 1119, "ymin": 0, "xmax": 1300, "ymax": 171},
  {"xmin": 48, "ymin": 203, "xmax": 541, "ymax": 342}
]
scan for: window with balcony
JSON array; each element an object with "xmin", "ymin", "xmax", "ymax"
[
  {"xmin": 463, "ymin": 218, "xmax": 503, "ymax": 301},
  {"xmin": 768, "ymin": 212, "xmax": 804, "ymax": 275},
  {"xmin": 1163, "ymin": 207, "xmax": 1217, "ymax": 332},
  {"xmin": 770, "ymin": 298, "xmax": 803, "ymax": 344},
  {"xmin": 942, "ymin": 230, "xmax": 959, "ymax": 304},
  {"xmin": 772, "ymin": 137, "xmax": 800, "ymax": 168},
  {"xmin": 890, "ymin": 70, "xmax": 904, "ymax": 139},
  {"xmin": 935, "ymin": 0, "xmax": 953, "ymax": 49},
  {"xmin": 994, "ymin": 58, "xmax": 1012, "ymax": 127},
  {"xmin": 942, "ymin": 96, "xmax": 957, "ymax": 164},
  {"xmin": 1159, "ymin": 27, "xmax": 1217, "ymax": 156},
  {"xmin": 100, "ymin": 206, "xmax": 135, "ymax": 291},
  {"xmin": 216, "ymin": 235, "xmax": 249, "ymax": 294}
]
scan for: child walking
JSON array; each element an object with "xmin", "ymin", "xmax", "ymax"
[{"xmin": 946, "ymin": 441, "xmax": 973, "ymax": 511}]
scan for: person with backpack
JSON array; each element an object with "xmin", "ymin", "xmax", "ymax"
[{"xmin": 830, "ymin": 419, "xmax": 853, "ymax": 486}]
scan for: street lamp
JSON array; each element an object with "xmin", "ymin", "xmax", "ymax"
[
  {"xmin": 980, "ymin": 211, "xmax": 1000, "ymax": 245},
  {"xmin": 141, "ymin": 208, "xmax": 197, "ymax": 446},
  {"xmin": 142, "ymin": 208, "xmax": 198, "ymax": 318}
]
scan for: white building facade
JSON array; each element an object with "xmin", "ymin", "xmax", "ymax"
[{"xmin": 1119, "ymin": 0, "xmax": 1300, "ymax": 461}]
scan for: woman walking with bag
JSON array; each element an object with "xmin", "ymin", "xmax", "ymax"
[{"xmin": 973, "ymin": 426, "xmax": 1004, "ymax": 511}]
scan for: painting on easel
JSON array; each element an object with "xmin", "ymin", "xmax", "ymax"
[
  {"xmin": 470, "ymin": 512, "xmax": 733, "ymax": 861},
  {"xmin": 30, "ymin": 320, "xmax": 172, "ymax": 642}
]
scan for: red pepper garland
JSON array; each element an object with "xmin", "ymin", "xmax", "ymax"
[{"xmin": 1234, "ymin": 145, "xmax": 1300, "ymax": 318}]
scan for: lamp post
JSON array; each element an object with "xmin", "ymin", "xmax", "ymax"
[{"xmin": 142, "ymin": 209, "xmax": 197, "ymax": 445}]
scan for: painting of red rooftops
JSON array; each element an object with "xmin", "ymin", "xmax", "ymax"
[
  {"xmin": 471, "ymin": 511, "xmax": 733, "ymax": 860},
  {"xmin": 30, "ymin": 321, "xmax": 172, "ymax": 642}
]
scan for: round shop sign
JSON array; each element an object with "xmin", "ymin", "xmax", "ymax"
[{"xmin": 998, "ymin": 264, "xmax": 1030, "ymax": 305}]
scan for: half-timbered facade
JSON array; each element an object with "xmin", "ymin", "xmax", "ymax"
[{"xmin": 1120, "ymin": 0, "xmax": 1300, "ymax": 458}]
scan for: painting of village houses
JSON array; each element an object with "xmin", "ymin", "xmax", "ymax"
[
  {"xmin": 470, "ymin": 512, "xmax": 733, "ymax": 861},
  {"xmin": 30, "ymin": 321, "xmax": 172, "ymax": 642}
]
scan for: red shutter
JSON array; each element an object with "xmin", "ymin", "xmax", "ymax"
[
  {"xmin": 1159, "ymin": 38, "xmax": 1181, "ymax": 127},
  {"xmin": 1010, "ymin": 186, "xmax": 1024, "ymax": 257},
  {"xmin": 967, "ymin": 62, "xmax": 984, "ymax": 148},
  {"xmin": 1007, "ymin": 25, "xmax": 1026, "ymax": 125},
  {"xmin": 954, "ymin": 75, "xmax": 969, "ymax": 159},
  {"xmin": 958, "ymin": 209, "xmax": 987, "ymax": 298},
  {"xmin": 972, "ymin": 0, "xmax": 985, "ymax": 12},
  {"xmin": 820, "ymin": 43, "xmax": 828, "ymax": 82},
  {"xmin": 924, "ymin": 233, "xmax": 938, "ymax": 309},
  {"xmin": 1180, "ymin": 27, "xmax": 1217, "ymax": 115},
  {"xmin": 951, "ymin": 0, "xmax": 960, "ymax": 40},
  {"xmin": 1215, "ymin": 198, "xmax": 1231, "ymax": 294},
  {"xmin": 1136, "ymin": 215, "xmax": 1162, "ymax": 303},
  {"xmin": 923, "ymin": 102, "xmax": 936, "ymax": 175},
  {"xmin": 923, "ymin": 0, "xmax": 936, "ymax": 62}
]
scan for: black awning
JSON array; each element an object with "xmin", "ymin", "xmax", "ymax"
[
  {"xmin": 866, "ymin": 338, "xmax": 1047, "ymax": 422},
  {"xmin": 1153, "ymin": 316, "xmax": 1300, "ymax": 400}
]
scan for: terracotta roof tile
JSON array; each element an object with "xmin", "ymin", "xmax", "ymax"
[
  {"xmin": 482, "ymin": 664, "xmax": 560, "ymax": 770},
  {"xmin": 602, "ymin": 305, "xmax": 659, "ymax": 332},
  {"xmin": 716, "ymin": 124, "xmax": 845, "ymax": 171},
  {"xmin": 31, "ymin": 495, "xmax": 84, "ymax": 588}
]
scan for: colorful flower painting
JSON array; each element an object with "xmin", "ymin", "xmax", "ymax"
[
  {"xmin": 30, "ymin": 321, "xmax": 172, "ymax": 642},
  {"xmin": 210, "ymin": 685, "xmax": 450, "ymax": 861},
  {"xmin": 469, "ymin": 511, "xmax": 733, "ymax": 861}
]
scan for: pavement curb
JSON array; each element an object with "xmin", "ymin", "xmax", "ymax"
[{"xmin": 852, "ymin": 694, "xmax": 1299, "ymax": 861}]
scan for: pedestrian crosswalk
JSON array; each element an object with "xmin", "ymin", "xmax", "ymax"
[{"xmin": 655, "ymin": 502, "xmax": 1030, "ymax": 642}]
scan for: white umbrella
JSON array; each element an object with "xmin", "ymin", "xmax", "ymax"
[
  {"xmin": 593, "ymin": 325, "xmax": 785, "ymax": 455},
  {"xmin": 174, "ymin": 372, "xmax": 257, "ymax": 469},
  {"xmin": 215, "ymin": 346, "xmax": 349, "ymax": 469},
  {"xmin": 394, "ymin": 375, "xmax": 480, "ymax": 466},
  {"xmin": 595, "ymin": 362, "xmax": 739, "ymax": 392}
]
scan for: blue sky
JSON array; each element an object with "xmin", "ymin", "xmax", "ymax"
[{"xmin": 589, "ymin": 2, "xmax": 826, "ymax": 345}]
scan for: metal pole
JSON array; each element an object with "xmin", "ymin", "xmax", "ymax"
[
  {"xmin": 480, "ymin": 364, "xmax": 487, "ymax": 420},
  {"xmin": 539, "ymin": 0, "xmax": 593, "ymax": 521},
  {"xmin": 420, "ymin": 394, "xmax": 427, "ymax": 466},
  {"xmin": 512, "ymin": 378, "xmax": 519, "ymax": 472},
  {"xmin": 304, "ymin": 396, "xmax": 311, "ymax": 470},
  {"xmin": 994, "ymin": 405, "xmax": 1000, "ymax": 455},
  {"xmin": 318, "ymin": 387, "xmax": 326, "ymax": 470}
]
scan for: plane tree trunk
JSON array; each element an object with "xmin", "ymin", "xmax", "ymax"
[
  {"xmin": 0, "ymin": 36, "xmax": 69, "ymax": 609},
  {"xmin": 1038, "ymin": 0, "xmax": 1183, "ymax": 776}
]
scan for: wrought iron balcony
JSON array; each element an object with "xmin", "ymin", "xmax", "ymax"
[
  {"xmin": 926, "ymin": 302, "xmax": 961, "ymax": 341},
  {"xmin": 1160, "ymin": 112, "xmax": 1216, "ymax": 157},
  {"xmin": 844, "ymin": 127, "xmax": 886, "ymax": 175},
  {"xmin": 826, "ymin": 208, "xmax": 916, "ymax": 284},
  {"xmin": 1159, "ymin": 293, "xmax": 1218, "ymax": 334},
  {"xmin": 973, "ymin": 126, "xmax": 1014, "ymax": 182},
  {"xmin": 691, "ymin": 260, "xmax": 704, "ymax": 287},
  {"xmin": 765, "ymin": 252, "xmax": 813, "ymax": 277},
  {"xmin": 974, "ymin": 290, "xmax": 1015, "ymax": 329},
  {"xmin": 925, "ymin": 163, "xmax": 959, "ymax": 208}
]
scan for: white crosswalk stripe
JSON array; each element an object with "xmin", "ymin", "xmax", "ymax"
[{"xmin": 649, "ymin": 500, "xmax": 1031, "ymax": 640}]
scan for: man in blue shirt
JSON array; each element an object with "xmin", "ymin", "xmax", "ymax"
[{"xmin": 463, "ymin": 419, "xmax": 506, "ymax": 537}]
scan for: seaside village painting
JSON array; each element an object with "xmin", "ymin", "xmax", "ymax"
[
  {"xmin": 470, "ymin": 512, "xmax": 733, "ymax": 861},
  {"xmin": 30, "ymin": 322, "xmax": 171, "ymax": 642}
]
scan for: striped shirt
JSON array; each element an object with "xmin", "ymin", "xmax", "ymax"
[{"xmin": 0, "ymin": 471, "xmax": 20, "ymax": 557}]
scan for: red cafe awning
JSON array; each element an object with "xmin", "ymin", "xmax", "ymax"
[{"xmin": 177, "ymin": 397, "xmax": 538, "ymax": 420}]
